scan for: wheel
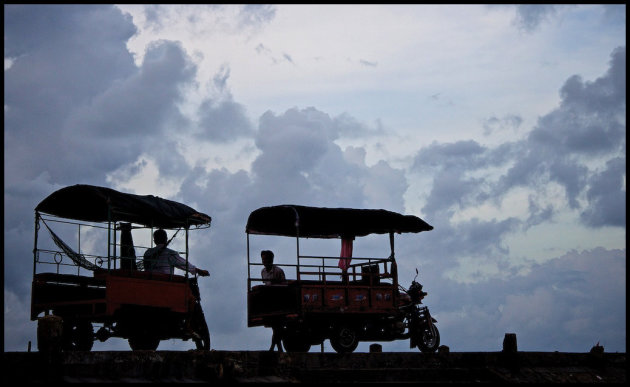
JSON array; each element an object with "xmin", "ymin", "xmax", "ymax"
[
  {"xmin": 128, "ymin": 331, "xmax": 160, "ymax": 350},
  {"xmin": 191, "ymin": 304, "xmax": 211, "ymax": 350},
  {"xmin": 330, "ymin": 326, "xmax": 359, "ymax": 353},
  {"xmin": 61, "ymin": 319, "xmax": 94, "ymax": 351},
  {"xmin": 282, "ymin": 333, "xmax": 311, "ymax": 352},
  {"xmin": 417, "ymin": 323, "xmax": 440, "ymax": 353}
]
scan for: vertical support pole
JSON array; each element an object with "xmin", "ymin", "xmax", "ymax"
[
  {"xmin": 107, "ymin": 220, "xmax": 111, "ymax": 271},
  {"xmin": 296, "ymin": 235, "xmax": 301, "ymax": 281},
  {"xmin": 77, "ymin": 224, "xmax": 81, "ymax": 276},
  {"xmin": 389, "ymin": 232, "xmax": 395, "ymax": 259},
  {"xmin": 290, "ymin": 206, "xmax": 301, "ymax": 281},
  {"xmin": 390, "ymin": 232, "xmax": 398, "ymax": 298},
  {"xmin": 112, "ymin": 222, "xmax": 117, "ymax": 270},
  {"xmin": 33, "ymin": 212, "xmax": 40, "ymax": 278},
  {"xmin": 185, "ymin": 227, "xmax": 189, "ymax": 279},
  {"xmin": 246, "ymin": 233, "xmax": 251, "ymax": 291}
]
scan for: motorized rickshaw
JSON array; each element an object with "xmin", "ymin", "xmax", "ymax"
[
  {"xmin": 30, "ymin": 184, "xmax": 212, "ymax": 351},
  {"xmin": 246, "ymin": 204, "xmax": 440, "ymax": 353}
]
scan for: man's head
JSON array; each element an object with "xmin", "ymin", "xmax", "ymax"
[
  {"xmin": 154, "ymin": 229, "xmax": 168, "ymax": 245},
  {"xmin": 261, "ymin": 250, "xmax": 274, "ymax": 269}
]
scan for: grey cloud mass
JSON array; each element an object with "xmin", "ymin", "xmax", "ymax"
[
  {"xmin": 413, "ymin": 46, "xmax": 625, "ymax": 229},
  {"xmin": 512, "ymin": 4, "xmax": 558, "ymax": 32},
  {"xmin": 4, "ymin": 5, "xmax": 625, "ymax": 353}
]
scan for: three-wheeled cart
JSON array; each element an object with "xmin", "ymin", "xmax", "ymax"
[
  {"xmin": 31, "ymin": 184, "xmax": 211, "ymax": 351},
  {"xmin": 246, "ymin": 205, "xmax": 439, "ymax": 353}
]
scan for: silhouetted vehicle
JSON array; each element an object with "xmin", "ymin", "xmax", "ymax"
[
  {"xmin": 246, "ymin": 205, "xmax": 439, "ymax": 353},
  {"xmin": 31, "ymin": 184, "xmax": 211, "ymax": 351}
]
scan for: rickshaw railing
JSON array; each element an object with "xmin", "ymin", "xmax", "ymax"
[
  {"xmin": 33, "ymin": 215, "xmax": 190, "ymax": 281},
  {"xmin": 248, "ymin": 255, "xmax": 394, "ymax": 289}
]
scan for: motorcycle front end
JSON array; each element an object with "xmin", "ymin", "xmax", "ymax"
[{"xmin": 404, "ymin": 269, "xmax": 440, "ymax": 353}]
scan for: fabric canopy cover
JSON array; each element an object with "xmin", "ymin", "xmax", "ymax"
[
  {"xmin": 35, "ymin": 184, "xmax": 211, "ymax": 229},
  {"xmin": 246, "ymin": 205, "xmax": 433, "ymax": 238}
]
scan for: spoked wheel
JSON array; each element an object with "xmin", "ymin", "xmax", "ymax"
[
  {"xmin": 282, "ymin": 332, "xmax": 311, "ymax": 352},
  {"xmin": 191, "ymin": 304, "xmax": 210, "ymax": 350},
  {"xmin": 61, "ymin": 319, "xmax": 94, "ymax": 351},
  {"xmin": 128, "ymin": 330, "xmax": 160, "ymax": 351},
  {"xmin": 417, "ymin": 323, "xmax": 440, "ymax": 353},
  {"xmin": 330, "ymin": 326, "xmax": 359, "ymax": 354}
]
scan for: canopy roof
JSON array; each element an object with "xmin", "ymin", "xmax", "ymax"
[
  {"xmin": 35, "ymin": 184, "xmax": 211, "ymax": 229},
  {"xmin": 246, "ymin": 205, "xmax": 433, "ymax": 238}
]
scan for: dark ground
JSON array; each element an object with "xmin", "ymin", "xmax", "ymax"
[{"xmin": 3, "ymin": 349, "xmax": 627, "ymax": 383}]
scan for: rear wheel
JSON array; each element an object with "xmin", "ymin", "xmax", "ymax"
[
  {"xmin": 282, "ymin": 333, "xmax": 311, "ymax": 352},
  {"xmin": 330, "ymin": 326, "xmax": 359, "ymax": 353},
  {"xmin": 62, "ymin": 319, "xmax": 94, "ymax": 351},
  {"xmin": 128, "ymin": 328, "xmax": 160, "ymax": 351}
]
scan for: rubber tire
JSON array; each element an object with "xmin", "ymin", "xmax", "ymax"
[
  {"xmin": 330, "ymin": 326, "xmax": 359, "ymax": 354},
  {"xmin": 192, "ymin": 304, "xmax": 211, "ymax": 350},
  {"xmin": 61, "ymin": 319, "xmax": 94, "ymax": 352},
  {"xmin": 417, "ymin": 323, "xmax": 440, "ymax": 353},
  {"xmin": 282, "ymin": 334, "xmax": 311, "ymax": 352},
  {"xmin": 128, "ymin": 332, "xmax": 160, "ymax": 351}
]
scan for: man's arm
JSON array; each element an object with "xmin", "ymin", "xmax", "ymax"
[{"xmin": 167, "ymin": 250, "xmax": 209, "ymax": 276}]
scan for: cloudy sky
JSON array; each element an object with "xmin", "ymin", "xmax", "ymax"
[{"xmin": 4, "ymin": 4, "xmax": 626, "ymax": 353}]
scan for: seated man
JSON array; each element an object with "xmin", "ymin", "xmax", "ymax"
[
  {"xmin": 260, "ymin": 250, "xmax": 285, "ymax": 285},
  {"xmin": 143, "ymin": 229, "xmax": 209, "ymax": 277}
]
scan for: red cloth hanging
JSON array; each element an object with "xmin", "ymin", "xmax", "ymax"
[{"xmin": 338, "ymin": 238, "xmax": 353, "ymax": 270}]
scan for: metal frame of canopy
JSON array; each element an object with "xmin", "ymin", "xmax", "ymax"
[
  {"xmin": 245, "ymin": 204, "xmax": 433, "ymax": 288},
  {"xmin": 33, "ymin": 184, "xmax": 211, "ymax": 277}
]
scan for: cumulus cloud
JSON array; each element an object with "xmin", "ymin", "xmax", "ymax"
[
  {"xmin": 580, "ymin": 157, "xmax": 626, "ymax": 228},
  {"xmin": 4, "ymin": 5, "xmax": 138, "ymax": 184},
  {"xmin": 4, "ymin": 5, "xmax": 200, "ymax": 187},
  {"xmin": 413, "ymin": 45, "xmax": 626, "ymax": 232},
  {"xmin": 512, "ymin": 4, "xmax": 558, "ymax": 33},
  {"xmin": 197, "ymin": 98, "xmax": 254, "ymax": 142},
  {"xmin": 428, "ymin": 248, "xmax": 625, "ymax": 352}
]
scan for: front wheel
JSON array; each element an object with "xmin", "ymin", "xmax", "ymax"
[
  {"xmin": 330, "ymin": 326, "xmax": 359, "ymax": 354},
  {"xmin": 62, "ymin": 319, "xmax": 94, "ymax": 351},
  {"xmin": 417, "ymin": 323, "xmax": 440, "ymax": 353},
  {"xmin": 191, "ymin": 304, "xmax": 210, "ymax": 350}
]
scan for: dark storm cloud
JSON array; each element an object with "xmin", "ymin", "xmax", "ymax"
[
  {"xmin": 250, "ymin": 107, "xmax": 407, "ymax": 210},
  {"xmin": 580, "ymin": 157, "xmax": 626, "ymax": 228},
  {"xmin": 67, "ymin": 40, "xmax": 196, "ymax": 139},
  {"xmin": 512, "ymin": 4, "xmax": 558, "ymax": 33},
  {"xmin": 4, "ymin": 5, "xmax": 138, "ymax": 184},
  {"xmin": 5, "ymin": 5, "xmax": 200, "ymax": 188},
  {"xmin": 197, "ymin": 98, "xmax": 254, "ymax": 142},
  {"xmin": 413, "ymin": 45, "xmax": 626, "ymax": 230},
  {"xmin": 196, "ymin": 65, "xmax": 255, "ymax": 142},
  {"xmin": 423, "ymin": 247, "xmax": 625, "ymax": 352},
  {"xmin": 412, "ymin": 140, "xmax": 518, "ymax": 220},
  {"xmin": 238, "ymin": 4, "xmax": 276, "ymax": 28}
]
